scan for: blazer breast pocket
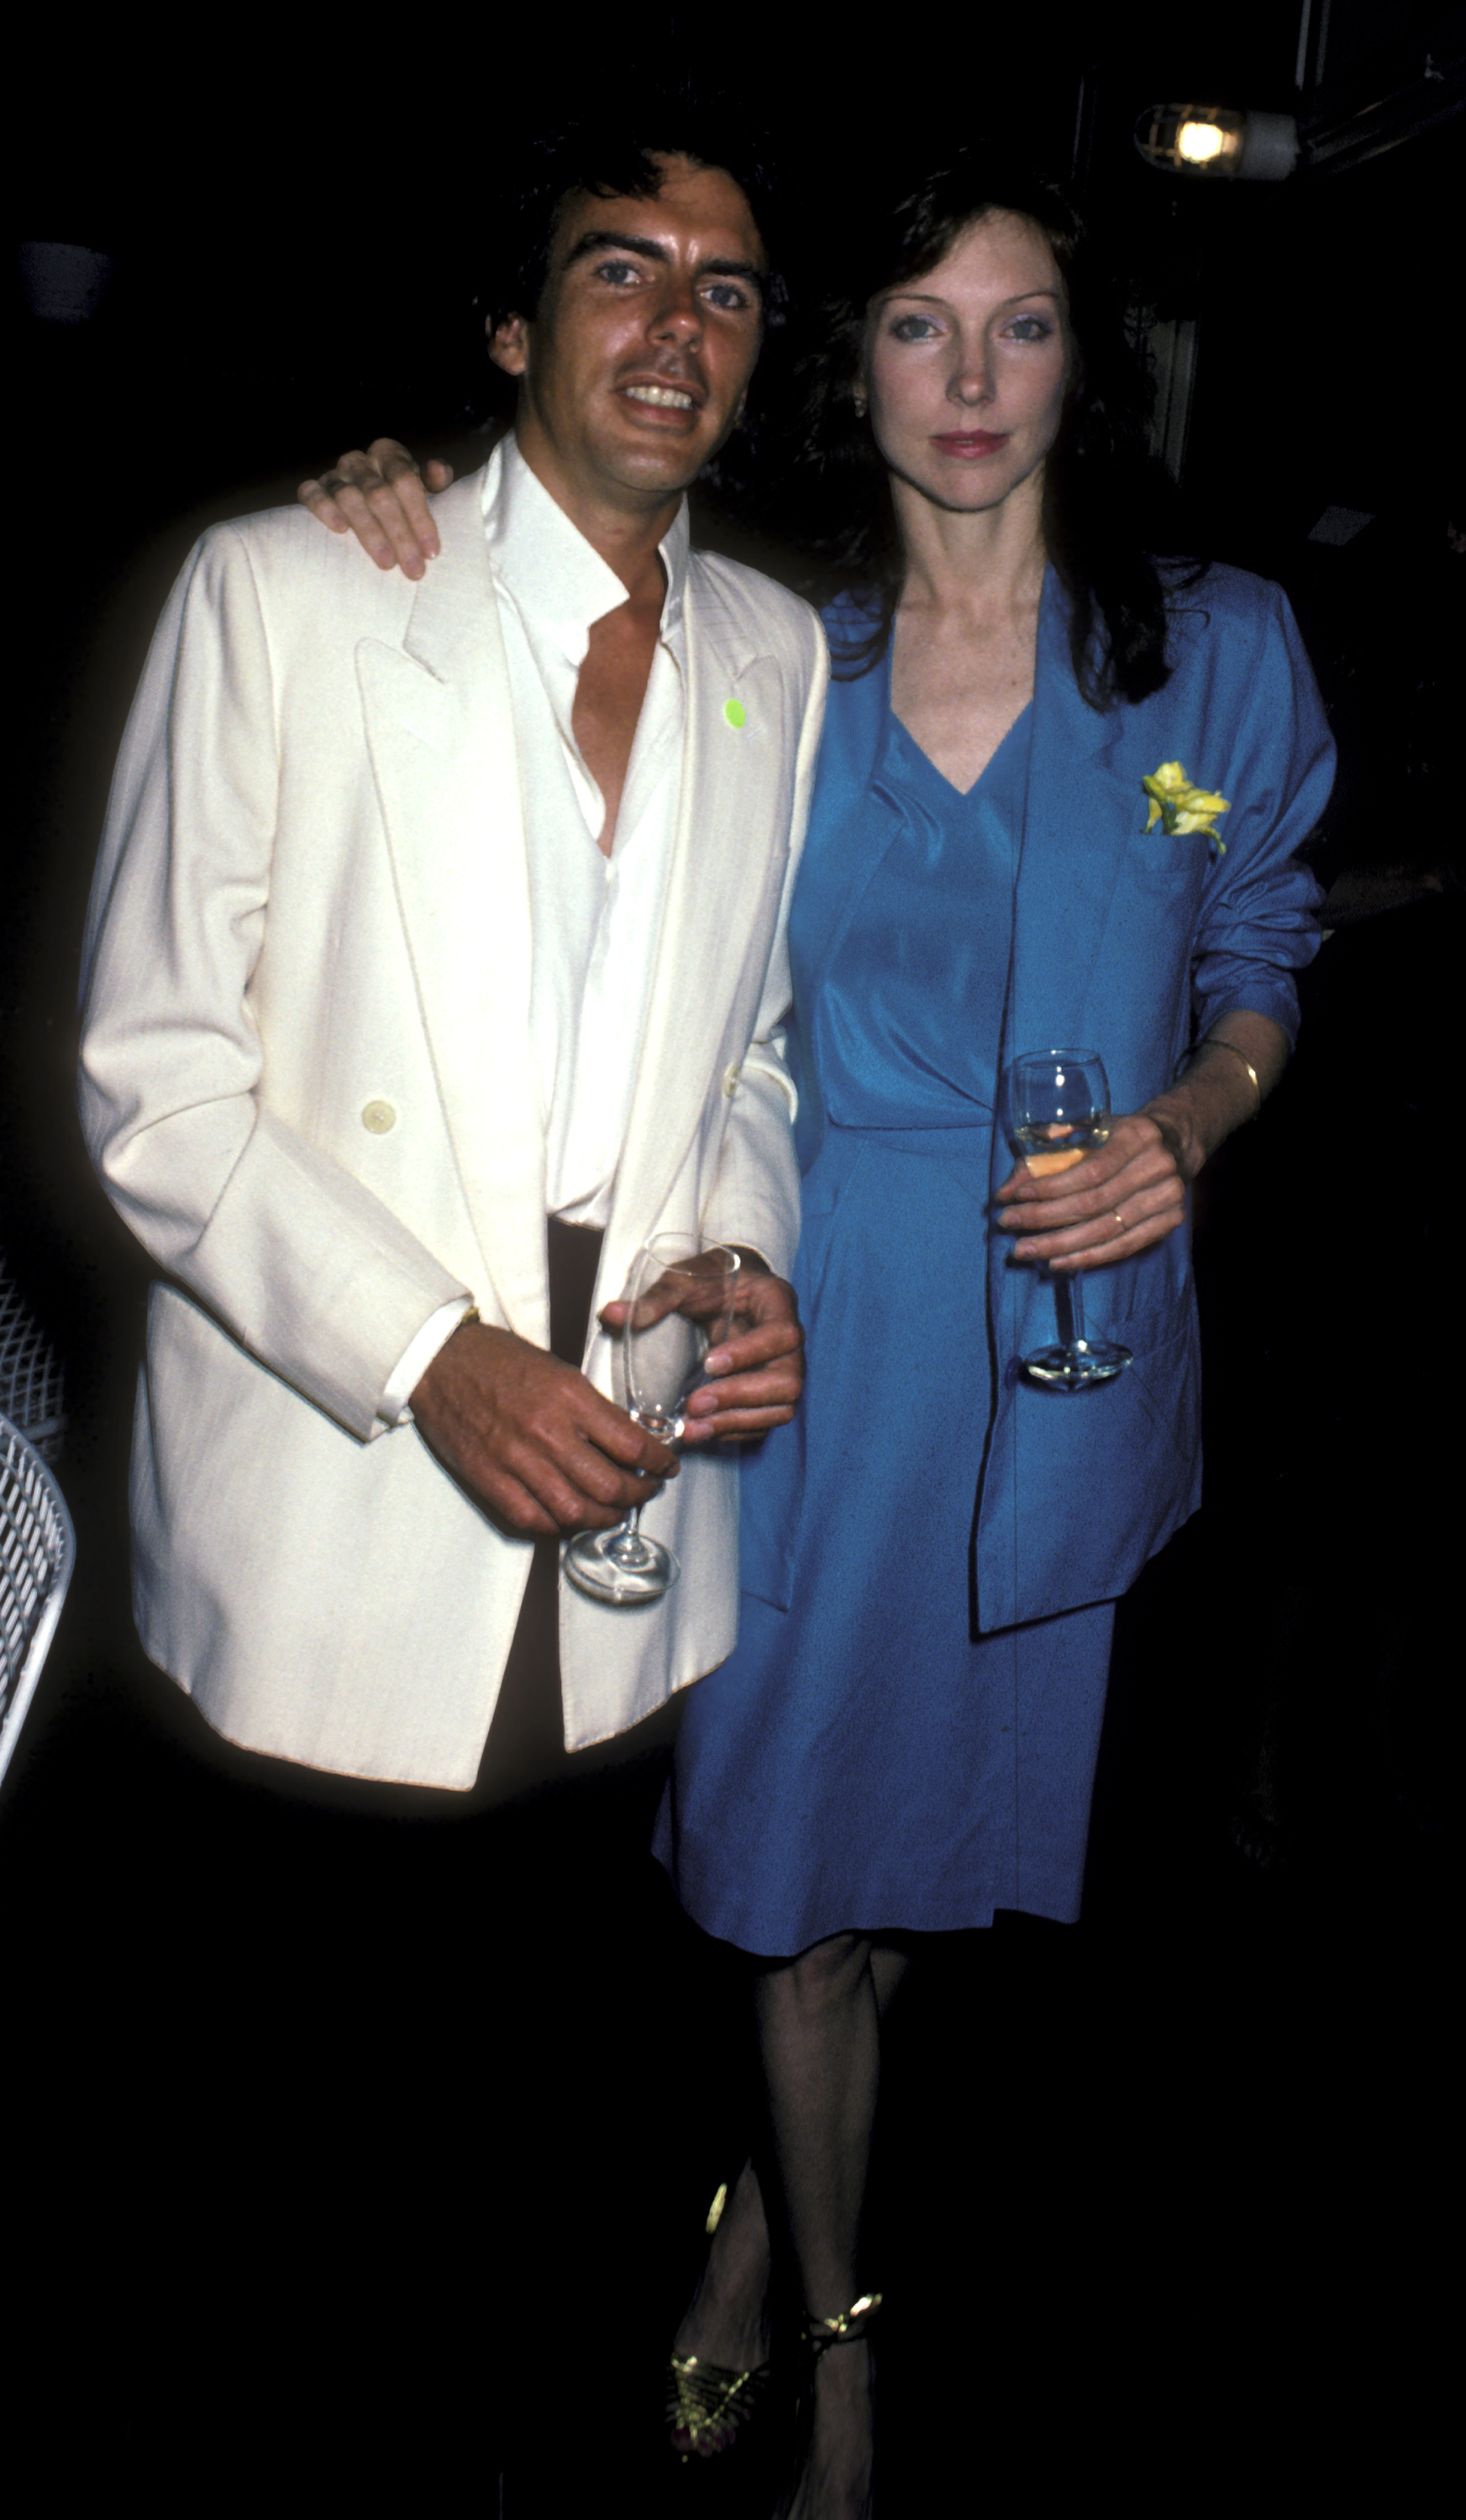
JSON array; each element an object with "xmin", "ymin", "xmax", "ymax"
[{"xmin": 1121, "ymin": 838, "xmax": 1208, "ymax": 916}]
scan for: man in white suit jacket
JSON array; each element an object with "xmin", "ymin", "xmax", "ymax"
[{"xmin": 78, "ymin": 141, "xmax": 826, "ymax": 1793}]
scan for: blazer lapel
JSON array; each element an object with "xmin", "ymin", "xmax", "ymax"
[
  {"xmin": 1003, "ymin": 574, "xmax": 1138, "ymax": 1068},
  {"xmin": 612, "ymin": 576, "xmax": 786, "ymax": 1247},
  {"xmin": 799, "ymin": 648, "xmax": 898, "ymax": 1021},
  {"xmin": 357, "ymin": 467, "xmax": 549, "ymax": 1343}
]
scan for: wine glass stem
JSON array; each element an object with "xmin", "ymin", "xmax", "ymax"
[
  {"xmin": 607, "ymin": 1502, "xmax": 645, "ymax": 1565},
  {"xmin": 1054, "ymin": 1266, "xmax": 1086, "ymax": 1351}
]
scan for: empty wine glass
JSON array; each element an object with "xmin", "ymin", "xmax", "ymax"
[
  {"xmin": 1006, "ymin": 1048, "xmax": 1132, "ymax": 1392},
  {"xmin": 563, "ymin": 1236, "xmax": 741, "ymax": 1604}
]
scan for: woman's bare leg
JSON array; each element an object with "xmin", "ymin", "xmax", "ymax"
[
  {"xmin": 670, "ymin": 2154, "xmax": 773, "ymax": 2422},
  {"xmin": 754, "ymin": 1933, "xmax": 890, "ymax": 2517},
  {"xmin": 670, "ymin": 1938, "xmax": 909, "ymax": 2488}
]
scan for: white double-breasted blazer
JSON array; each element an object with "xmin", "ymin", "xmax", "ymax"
[{"xmin": 79, "ymin": 465, "xmax": 828, "ymax": 1787}]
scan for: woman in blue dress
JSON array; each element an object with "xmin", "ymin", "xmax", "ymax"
[
  {"xmin": 654, "ymin": 159, "xmax": 1331, "ymax": 2517},
  {"xmin": 299, "ymin": 151, "xmax": 1332, "ymax": 2519}
]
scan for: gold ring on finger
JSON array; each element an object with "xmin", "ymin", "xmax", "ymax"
[{"xmin": 1115, "ymin": 1211, "xmax": 1124, "ymax": 1229}]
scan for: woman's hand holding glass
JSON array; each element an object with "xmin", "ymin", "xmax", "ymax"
[
  {"xmin": 995, "ymin": 1105, "xmax": 1189, "ymax": 1272},
  {"xmin": 565, "ymin": 1239, "xmax": 804, "ymax": 1603},
  {"xmin": 998, "ymin": 1017, "xmax": 1290, "ymax": 1273},
  {"xmin": 600, "ymin": 1252, "xmax": 804, "ymax": 1446},
  {"xmin": 1002, "ymin": 1050, "xmax": 1143, "ymax": 1390},
  {"xmin": 565, "ymin": 1237, "xmax": 742, "ymax": 1604}
]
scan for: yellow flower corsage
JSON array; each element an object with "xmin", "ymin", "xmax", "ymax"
[{"xmin": 1143, "ymin": 761, "xmax": 1231, "ymax": 858}]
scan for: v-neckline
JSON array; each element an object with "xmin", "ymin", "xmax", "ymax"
[{"xmin": 889, "ymin": 698, "xmax": 1033, "ymax": 801}]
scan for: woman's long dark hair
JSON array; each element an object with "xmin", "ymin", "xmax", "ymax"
[{"xmin": 789, "ymin": 155, "xmax": 1182, "ymax": 706}]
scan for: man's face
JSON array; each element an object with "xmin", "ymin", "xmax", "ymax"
[{"xmin": 491, "ymin": 154, "xmax": 767, "ymax": 522}]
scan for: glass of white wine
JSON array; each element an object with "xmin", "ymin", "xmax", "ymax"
[
  {"xmin": 563, "ymin": 1236, "xmax": 741, "ymax": 1604},
  {"xmin": 1006, "ymin": 1048, "xmax": 1132, "ymax": 1392}
]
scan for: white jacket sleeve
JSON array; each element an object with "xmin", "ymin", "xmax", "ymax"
[{"xmin": 78, "ymin": 527, "xmax": 470, "ymax": 1441}]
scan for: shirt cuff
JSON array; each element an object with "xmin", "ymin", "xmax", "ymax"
[{"xmin": 378, "ymin": 1297, "xmax": 476, "ymax": 1427}]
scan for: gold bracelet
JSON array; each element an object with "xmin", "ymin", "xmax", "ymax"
[{"xmin": 1201, "ymin": 1037, "xmax": 1262, "ymax": 1115}]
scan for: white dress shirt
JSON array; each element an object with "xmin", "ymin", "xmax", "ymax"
[{"xmin": 382, "ymin": 434, "xmax": 690, "ymax": 1418}]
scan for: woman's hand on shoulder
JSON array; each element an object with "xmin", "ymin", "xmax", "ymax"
[
  {"xmin": 995, "ymin": 1111, "xmax": 1188, "ymax": 1272},
  {"xmin": 297, "ymin": 439, "xmax": 453, "ymax": 579}
]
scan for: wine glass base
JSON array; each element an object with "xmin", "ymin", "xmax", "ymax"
[
  {"xmin": 1022, "ymin": 1338, "xmax": 1132, "ymax": 1393},
  {"xmin": 562, "ymin": 1528, "xmax": 680, "ymax": 1604}
]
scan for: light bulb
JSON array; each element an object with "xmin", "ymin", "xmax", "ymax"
[{"xmin": 1176, "ymin": 120, "xmax": 1230, "ymax": 165}]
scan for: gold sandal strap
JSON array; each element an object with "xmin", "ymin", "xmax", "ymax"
[
  {"xmin": 803, "ymin": 2292, "xmax": 883, "ymax": 2352},
  {"xmin": 666, "ymin": 2354, "xmax": 770, "ymax": 2440}
]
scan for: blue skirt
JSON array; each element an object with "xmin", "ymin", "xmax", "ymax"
[{"xmin": 653, "ymin": 1126, "xmax": 1114, "ymax": 1956}]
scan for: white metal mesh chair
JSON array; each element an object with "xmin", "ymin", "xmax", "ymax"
[
  {"xmin": 0, "ymin": 1258, "xmax": 67, "ymax": 1464},
  {"xmin": 1, "ymin": 1410, "xmax": 75, "ymax": 1789}
]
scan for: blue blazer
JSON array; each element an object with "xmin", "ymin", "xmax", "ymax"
[{"xmin": 769, "ymin": 564, "xmax": 1334, "ymax": 1632}]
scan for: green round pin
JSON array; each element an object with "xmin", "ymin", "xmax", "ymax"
[{"xmin": 723, "ymin": 699, "xmax": 746, "ymax": 729}]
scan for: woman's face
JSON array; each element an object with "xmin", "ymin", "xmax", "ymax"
[{"xmin": 862, "ymin": 211, "xmax": 1070, "ymax": 521}]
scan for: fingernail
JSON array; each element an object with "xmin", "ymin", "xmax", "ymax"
[{"xmin": 703, "ymin": 1350, "xmax": 729, "ymax": 1373}]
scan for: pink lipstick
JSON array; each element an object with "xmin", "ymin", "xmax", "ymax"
[{"xmin": 931, "ymin": 431, "xmax": 1010, "ymax": 458}]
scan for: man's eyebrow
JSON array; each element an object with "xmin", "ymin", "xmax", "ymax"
[
  {"xmin": 564, "ymin": 229, "xmax": 766, "ymax": 297},
  {"xmin": 702, "ymin": 259, "xmax": 767, "ymax": 297}
]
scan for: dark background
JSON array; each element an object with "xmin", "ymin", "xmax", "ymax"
[{"xmin": 4, "ymin": 8, "xmax": 1458, "ymax": 2503}]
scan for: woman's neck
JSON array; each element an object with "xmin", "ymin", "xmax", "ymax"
[{"xmin": 891, "ymin": 470, "xmax": 1047, "ymax": 630}]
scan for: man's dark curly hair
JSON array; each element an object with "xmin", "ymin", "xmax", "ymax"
[
  {"xmin": 792, "ymin": 152, "xmax": 1185, "ymax": 706},
  {"xmin": 481, "ymin": 107, "xmax": 786, "ymax": 338}
]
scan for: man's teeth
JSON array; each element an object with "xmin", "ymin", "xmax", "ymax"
[{"xmin": 626, "ymin": 385, "xmax": 694, "ymax": 408}]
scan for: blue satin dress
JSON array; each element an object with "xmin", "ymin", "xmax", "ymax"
[{"xmin": 653, "ymin": 696, "xmax": 1115, "ymax": 1956}]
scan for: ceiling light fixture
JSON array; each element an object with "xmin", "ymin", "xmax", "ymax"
[{"xmin": 1135, "ymin": 105, "xmax": 1299, "ymax": 181}]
